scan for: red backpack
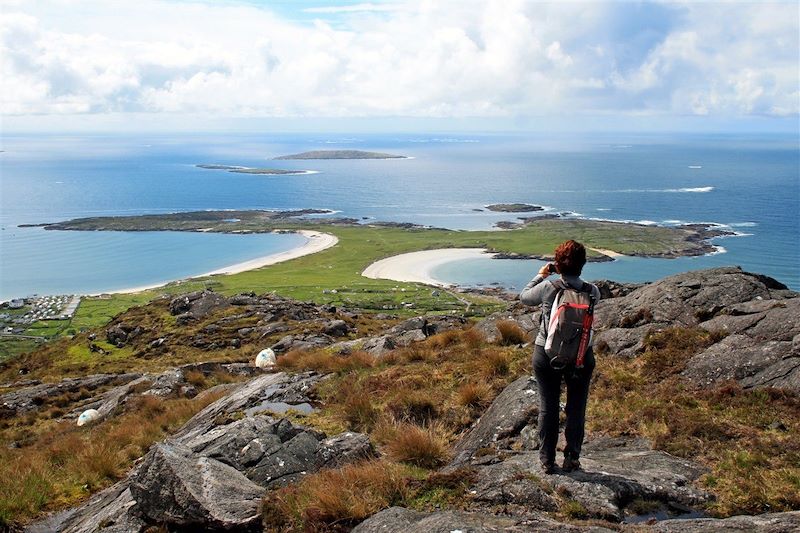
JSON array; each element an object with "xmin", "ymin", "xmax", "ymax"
[{"xmin": 544, "ymin": 280, "xmax": 596, "ymax": 369}]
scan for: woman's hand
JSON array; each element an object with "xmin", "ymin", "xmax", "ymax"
[{"xmin": 538, "ymin": 263, "xmax": 554, "ymax": 277}]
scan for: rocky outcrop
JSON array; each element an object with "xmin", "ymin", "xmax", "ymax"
[
  {"xmin": 594, "ymin": 267, "xmax": 792, "ymax": 330},
  {"xmin": 169, "ymin": 290, "xmax": 230, "ymax": 320},
  {"xmin": 589, "ymin": 268, "xmax": 799, "ymax": 391},
  {"xmin": 0, "ymin": 373, "xmax": 140, "ymax": 417},
  {"xmin": 130, "ymin": 443, "xmax": 264, "ymax": 530},
  {"xmin": 33, "ymin": 372, "xmax": 374, "ymax": 533},
  {"xmin": 331, "ymin": 314, "xmax": 468, "ymax": 356},
  {"xmin": 351, "ymin": 506, "xmax": 614, "ymax": 532},
  {"xmin": 650, "ymin": 511, "xmax": 800, "ymax": 532}
]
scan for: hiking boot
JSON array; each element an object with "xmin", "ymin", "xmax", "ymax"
[
  {"xmin": 562, "ymin": 456, "xmax": 581, "ymax": 472},
  {"xmin": 541, "ymin": 461, "xmax": 557, "ymax": 475}
]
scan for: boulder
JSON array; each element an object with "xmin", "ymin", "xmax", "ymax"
[
  {"xmin": 130, "ymin": 443, "xmax": 264, "ymax": 530},
  {"xmin": 351, "ymin": 507, "xmax": 613, "ymax": 532},
  {"xmin": 183, "ymin": 417, "xmax": 376, "ymax": 488},
  {"xmin": 271, "ymin": 333, "xmax": 333, "ymax": 353},
  {"xmin": 323, "ymin": 319, "xmax": 350, "ymax": 336},
  {"xmin": 105, "ymin": 323, "xmax": 143, "ymax": 346},
  {"xmin": 446, "ymin": 375, "xmax": 539, "ymax": 470}
]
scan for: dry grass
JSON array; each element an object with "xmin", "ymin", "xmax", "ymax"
[
  {"xmin": 456, "ymin": 382, "xmax": 492, "ymax": 409},
  {"xmin": 0, "ymin": 390, "xmax": 225, "ymax": 527},
  {"xmin": 382, "ymin": 423, "xmax": 450, "ymax": 468},
  {"xmin": 588, "ymin": 327, "xmax": 800, "ymax": 516},
  {"xmin": 477, "ymin": 349, "xmax": 512, "ymax": 378},
  {"xmin": 277, "ymin": 349, "xmax": 376, "ymax": 374},
  {"xmin": 262, "ymin": 460, "xmax": 410, "ymax": 532},
  {"xmin": 387, "ymin": 392, "xmax": 438, "ymax": 424},
  {"xmin": 495, "ymin": 320, "xmax": 528, "ymax": 346},
  {"xmin": 462, "ymin": 327, "xmax": 486, "ymax": 349}
]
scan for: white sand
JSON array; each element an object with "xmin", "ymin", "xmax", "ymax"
[
  {"xmin": 362, "ymin": 248, "xmax": 494, "ymax": 287},
  {"xmin": 97, "ymin": 230, "xmax": 338, "ymax": 295}
]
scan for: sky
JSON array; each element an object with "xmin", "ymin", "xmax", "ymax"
[{"xmin": 1, "ymin": 0, "xmax": 798, "ymax": 132}]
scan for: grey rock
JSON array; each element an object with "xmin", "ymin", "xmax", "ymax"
[
  {"xmin": 594, "ymin": 325, "xmax": 662, "ymax": 358},
  {"xmin": 1, "ymin": 373, "xmax": 140, "ymax": 416},
  {"xmin": 184, "ymin": 417, "xmax": 375, "ymax": 489},
  {"xmin": 474, "ymin": 310, "xmax": 539, "ymax": 344},
  {"xmin": 594, "ymin": 267, "xmax": 791, "ymax": 330},
  {"xmin": 27, "ymin": 481, "xmax": 143, "ymax": 533},
  {"xmin": 169, "ymin": 290, "xmax": 229, "ymax": 319},
  {"xmin": 541, "ymin": 437, "xmax": 710, "ymax": 522},
  {"xmin": 130, "ymin": 443, "xmax": 264, "ymax": 530},
  {"xmin": 471, "ymin": 460, "xmax": 558, "ymax": 510},
  {"xmin": 105, "ymin": 323, "xmax": 143, "ymax": 346},
  {"xmin": 683, "ymin": 334, "xmax": 799, "ymax": 391},
  {"xmin": 271, "ymin": 333, "xmax": 333, "ymax": 353},
  {"xmin": 649, "ymin": 510, "xmax": 800, "ymax": 532},
  {"xmin": 352, "ymin": 507, "xmax": 612, "ymax": 532},
  {"xmin": 323, "ymin": 319, "xmax": 350, "ymax": 336},
  {"xmin": 446, "ymin": 375, "xmax": 539, "ymax": 470}
]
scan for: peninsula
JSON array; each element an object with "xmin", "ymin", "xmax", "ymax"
[
  {"xmin": 274, "ymin": 150, "xmax": 407, "ymax": 160},
  {"xmin": 196, "ymin": 164, "xmax": 308, "ymax": 175}
]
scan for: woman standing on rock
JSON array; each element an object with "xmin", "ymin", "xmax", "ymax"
[{"xmin": 519, "ymin": 240, "xmax": 601, "ymax": 474}]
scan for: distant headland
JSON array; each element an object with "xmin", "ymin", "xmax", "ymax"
[{"xmin": 274, "ymin": 150, "xmax": 407, "ymax": 160}]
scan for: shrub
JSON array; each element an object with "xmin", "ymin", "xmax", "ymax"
[
  {"xmin": 342, "ymin": 391, "xmax": 378, "ymax": 432},
  {"xmin": 495, "ymin": 320, "xmax": 527, "ymax": 346}
]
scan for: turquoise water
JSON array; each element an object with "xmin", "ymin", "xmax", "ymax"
[{"xmin": 1, "ymin": 132, "xmax": 797, "ymax": 299}]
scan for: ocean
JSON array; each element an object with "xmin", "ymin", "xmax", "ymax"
[{"xmin": 1, "ymin": 132, "xmax": 798, "ymax": 300}]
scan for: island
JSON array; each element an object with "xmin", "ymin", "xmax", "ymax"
[
  {"xmin": 196, "ymin": 164, "xmax": 308, "ymax": 175},
  {"xmin": 485, "ymin": 203, "xmax": 544, "ymax": 213},
  {"xmin": 274, "ymin": 150, "xmax": 407, "ymax": 160}
]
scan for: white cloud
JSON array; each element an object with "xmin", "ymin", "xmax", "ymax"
[{"xmin": 0, "ymin": 0, "xmax": 797, "ymax": 120}]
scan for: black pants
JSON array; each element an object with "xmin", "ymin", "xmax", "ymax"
[{"xmin": 532, "ymin": 344, "xmax": 595, "ymax": 465}]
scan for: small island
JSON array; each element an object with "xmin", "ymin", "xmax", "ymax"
[
  {"xmin": 196, "ymin": 164, "xmax": 307, "ymax": 175},
  {"xmin": 274, "ymin": 150, "xmax": 406, "ymax": 160},
  {"xmin": 485, "ymin": 203, "xmax": 544, "ymax": 213}
]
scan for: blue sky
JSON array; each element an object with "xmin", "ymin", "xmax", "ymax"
[{"xmin": 1, "ymin": 1, "xmax": 798, "ymax": 132}]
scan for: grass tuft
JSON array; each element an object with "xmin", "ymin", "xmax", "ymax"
[
  {"xmin": 495, "ymin": 320, "xmax": 528, "ymax": 346},
  {"xmin": 383, "ymin": 423, "xmax": 450, "ymax": 468}
]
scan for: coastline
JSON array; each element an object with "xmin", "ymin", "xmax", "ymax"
[
  {"xmin": 361, "ymin": 248, "xmax": 495, "ymax": 287},
  {"xmin": 95, "ymin": 230, "xmax": 338, "ymax": 296}
]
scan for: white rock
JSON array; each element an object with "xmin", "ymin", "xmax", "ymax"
[
  {"xmin": 255, "ymin": 348, "xmax": 276, "ymax": 368},
  {"xmin": 77, "ymin": 409, "xmax": 101, "ymax": 426}
]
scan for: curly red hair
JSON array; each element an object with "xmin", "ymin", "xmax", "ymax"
[{"xmin": 554, "ymin": 240, "xmax": 586, "ymax": 276}]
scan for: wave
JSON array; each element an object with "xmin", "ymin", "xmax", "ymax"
[
  {"xmin": 596, "ymin": 208, "xmax": 612, "ymax": 211},
  {"xmin": 708, "ymin": 246, "xmax": 727, "ymax": 255},
  {"xmin": 688, "ymin": 165, "xmax": 703, "ymax": 169},
  {"xmin": 613, "ymin": 186, "xmax": 714, "ymax": 193},
  {"xmin": 728, "ymin": 221, "xmax": 758, "ymax": 227}
]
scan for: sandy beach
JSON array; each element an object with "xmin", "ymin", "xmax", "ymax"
[
  {"xmin": 362, "ymin": 248, "xmax": 494, "ymax": 287},
  {"xmin": 98, "ymin": 230, "xmax": 338, "ymax": 295},
  {"xmin": 588, "ymin": 247, "xmax": 626, "ymax": 258}
]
